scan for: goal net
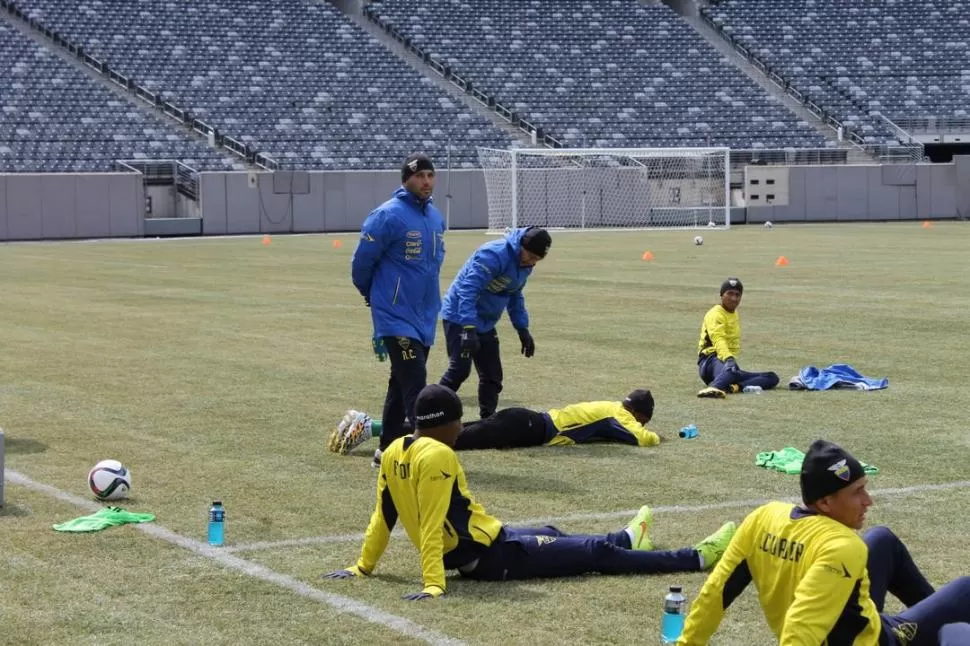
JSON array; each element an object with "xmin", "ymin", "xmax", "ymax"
[{"xmin": 477, "ymin": 147, "xmax": 730, "ymax": 232}]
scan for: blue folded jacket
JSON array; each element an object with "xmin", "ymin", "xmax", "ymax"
[{"xmin": 788, "ymin": 363, "xmax": 888, "ymax": 391}]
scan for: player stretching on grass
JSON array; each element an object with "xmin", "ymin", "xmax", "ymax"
[
  {"xmin": 696, "ymin": 277, "xmax": 780, "ymax": 398},
  {"xmin": 323, "ymin": 385, "xmax": 736, "ymax": 600},
  {"xmin": 678, "ymin": 439, "xmax": 970, "ymax": 645},
  {"xmin": 350, "ymin": 153, "xmax": 446, "ymax": 468},
  {"xmin": 329, "ymin": 388, "xmax": 661, "ymax": 455}
]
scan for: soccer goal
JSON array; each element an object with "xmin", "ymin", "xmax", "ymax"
[{"xmin": 477, "ymin": 147, "xmax": 730, "ymax": 232}]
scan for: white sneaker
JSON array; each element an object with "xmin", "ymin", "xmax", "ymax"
[
  {"xmin": 742, "ymin": 386, "xmax": 763, "ymax": 394},
  {"xmin": 328, "ymin": 410, "xmax": 360, "ymax": 454},
  {"xmin": 339, "ymin": 412, "xmax": 372, "ymax": 455}
]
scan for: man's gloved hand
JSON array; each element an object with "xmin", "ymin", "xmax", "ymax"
[
  {"xmin": 724, "ymin": 357, "xmax": 739, "ymax": 373},
  {"xmin": 364, "ymin": 295, "xmax": 371, "ymax": 307},
  {"xmin": 402, "ymin": 586, "xmax": 444, "ymax": 601},
  {"xmin": 460, "ymin": 326, "xmax": 480, "ymax": 354},
  {"xmin": 322, "ymin": 565, "xmax": 369, "ymax": 579},
  {"xmin": 372, "ymin": 336, "xmax": 388, "ymax": 362},
  {"xmin": 516, "ymin": 328, "xmax": 535, "ymax": 358}
]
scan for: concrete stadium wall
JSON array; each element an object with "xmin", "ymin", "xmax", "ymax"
[
  {"xmin": 197, "ymin": 169, "xmax": 490, "ymax": 235},
  {"xmin": 0, "ymin": 173, "xmax": 144, "ymax": 241},
  {"xmin": 956, "ymin": 156, "xmax": 970, "ymax": 220}
]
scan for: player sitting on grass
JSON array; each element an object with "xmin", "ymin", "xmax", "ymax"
[
  {"xmin": 328, "ymin": 388, "xmax": 661, "ymax": 455},
  {"xmin": 677, "ymin": 439, "xmax": 970, "ymax": 645},
  {"xmin": 696, "ymin": 277, "xmax": 780, "ymax": 399},
  {"xmin": 323, "ymin": 384, "xmax": 736, "ymax": 600}
]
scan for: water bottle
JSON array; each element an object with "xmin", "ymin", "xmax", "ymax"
[
  {"xmin": 208, "ymin": 501, "xmax": 225, "ymax": 546},
  {"xmin": 743, "ymin": 385, "xmax": 763, "ymax": 394},
  {"xmin": 678, "ymin": 424, "xmax": 698, "ymax": 439},
  {"xmin": 661, "ymin": 585, "xmax": 688, "ymax": 643}
]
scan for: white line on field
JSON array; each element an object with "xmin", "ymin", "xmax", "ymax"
[
  {"xmin": 4, "ymin": 470, "xmax": 465, "ymax": 646},
  {"xmin": 222, "ymin": 479, "xmax": 970, "ymax": 554}
]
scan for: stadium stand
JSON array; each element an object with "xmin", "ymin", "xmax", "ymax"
[
  {"xmin": 1, "ymin": 0, "xmax": 513, "ymax": 170},
  {"xmin": 364, "ymin": 0, "xmax": 833, "ymax": 150},
  {"xmin": 0, "ymin": 20, "xmax": 237, "ymax": 172},
  {"xmin": 702, "ymin": 0, "xmax": 970, "ymax": 145}
]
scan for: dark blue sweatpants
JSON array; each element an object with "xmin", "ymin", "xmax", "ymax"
[
  {"xmin": 698, "ymin": 354, "xmax": 780, "ymax": 392},
  {"xmin": 439, "ymin": 320, "xmax": 504, "ymax": 419},
  {"xmin": 458, "ymin": 525, "xmax": 700, "ymax": 581},
  {"xmin": 865, "ymin": 526, "xmax": 970, "ymax": 646}
]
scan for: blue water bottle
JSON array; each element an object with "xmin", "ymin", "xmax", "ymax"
[
  {"xmin": 208, "ymin": 501, "xmax": 225, "ymax": 546},
  {"xmin": 661, "ymin": 585, "xmax": 688, "ymax": 643},
  {"xmin": 679, "ymin": 424, "xmax": 698, "ymax": 439}
]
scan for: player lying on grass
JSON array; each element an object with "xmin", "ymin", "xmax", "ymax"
[
  {"xmin": 678, "ymin": 439, "xmax": 970, "ymax": 646},
  {"xmin": 323, "ymin": 384, "xmax": 736, "ymax": 600},
  {"xmin": 696, "ymin": 277, "xmax": 780, "ymax": 399},
  {"xmin": 328, "ymin": 388, "xmax": 661, "ymax": 455}
]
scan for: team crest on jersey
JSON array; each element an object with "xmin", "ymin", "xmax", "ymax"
[
  {"xmin": 892, "ymin": 622, "xmax": 917, "ymax": 644},
  {"xmin": 828, "ymin": 459, "xmax": 851, "ymax": 481},
  {"xmin": 535, "ymin": 536, "xmax": 558, "ymax": 547},
  {"xmin": 397, "ymin": 337, "xmax": 411, "ymax": 350}
]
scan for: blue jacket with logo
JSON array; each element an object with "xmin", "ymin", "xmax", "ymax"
[
  {"xmin": 440, "ymin": 227, "xmax": 533, "ymax": 333},
  {"xmin": 351, "ymin": 187, "xmax": 446, "ymax": 347}
]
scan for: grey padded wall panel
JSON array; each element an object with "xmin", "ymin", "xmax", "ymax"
[
  {"xmin": 321, "ymin": 172, "xmax": 348, "ymax": 231},
  {"xmin": 41, "ymin": 175, "xmax": 77, "ymax": 239},
  {"xmin": 804, "ymin": 167, "xmax": 840, "ymax": 220},
  {"xmin": 108, "ymin": 174, "xmax": 144, "ymax": 237},
  {"xmin": 836, "ymin": 167, "xmax": 868, "ymax": 221},
  {"xmin": 924, "ymin": 162, "xmax": 956, "ymax": 218},
  {"xmin": 6, "ymin": 175, "xmax": 44, "ymax": 239},
  {"xmin": 882, "ymin": 164, "xmax": 917, "ymax": 186},
  {"xmin": 867, "ymin": 166, "xmax": 900, "ymax": 220},
  {"xmin": 200, "ymin": 173, "xmax": 228, "ymax": 235},
  {"xmin": 256, "ymin": 174, "xmax": 293, "ymax": 233},
  {"xmin": 76, "ymin": 175, "xmax": 115, "ymax": 238},
  {"xmin": 956, "ymin": 156, "xmax": 970, "ymax": 219},
  {"xmin": 0, "ymin": 176, "xmax": 7, "ymax": 240},
  {"xmin": 224, "ymin": 173, "xmax": 260, "ymax": 234},
  {"xmin": 899, "ymin": 186, "xmax": 917, "ymax": 220},
  {"xmin": 291, "ymin": 172, "xmax": 325, "ymax": 232}
]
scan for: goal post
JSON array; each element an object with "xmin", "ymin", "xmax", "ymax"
[{"xmin": 477, "ymin": 147, "xmax": 731, "ymax": 232}]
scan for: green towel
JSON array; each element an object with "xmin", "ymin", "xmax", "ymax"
[
  {"xmin": 53, "ymin": 506, "xmax": 156, "ymax": 533},
  {"xmin": 756, "ymin": 447, "xmax": 879, "ymax": 475}
]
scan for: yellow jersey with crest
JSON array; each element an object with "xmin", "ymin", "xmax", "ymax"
[
  {"xmin": 545, "ymin": 401, "xmax": 659, "ymax": 447},
  {"xmin": 697, "ymin": 304, "xmax": 741, "ymax": 360},
  {"xmin": 355, "ymin": 435, "xmax": 503, "ymax": 593},
  {"xmin": 679, "ymin": 502, "xmax": 882, "ymax": 646}
]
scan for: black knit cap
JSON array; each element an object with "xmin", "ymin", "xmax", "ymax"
[
  {"xmin": 401, "ymin": 153, "xmax": 435, "ymax": 182},
  {"xmin": 720, "ymin": 277, "xmax": 743, "ymax": 295},
  {"xmin": 623, "ymin": 389, "xmax": 655, "ymax": 420},
  {"xmin": 414, "ymin": 384, "xmax": 463, "ymax": 430},
  {"xmin": 521, "ymin": 226, "xmax": 552, "ymax": 258},
  {"xmin": 800, "ymin": 439, "xmax": 867, "ymax": 505}
]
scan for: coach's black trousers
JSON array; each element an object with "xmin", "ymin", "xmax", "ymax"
[
  {"xmin": 379, "ymin": 336, "xmax": 429, "ymax": 451},
  {"xmin": 439, "ymin": 320, "xmax": 503, "ymax": 419}
]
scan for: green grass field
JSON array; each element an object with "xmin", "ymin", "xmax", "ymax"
[{"xmin": 1, "ymin": 222, "xmax": 968, "ymax": 646}]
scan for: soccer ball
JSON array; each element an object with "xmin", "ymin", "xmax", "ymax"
[
  {"xmin": 707, "ymin": 221, "xmax": 717, "ymax": 228},
  {"xmin": 88, "ymin": 459, "xmax": 131, "ymax": 501},
  {"xmin": 764, "ymin": 221, "xmax": 774, "ymax": 229},
  {"xmin": 693, "ymin": 235, "xmax": 704, "ymax": 246}
]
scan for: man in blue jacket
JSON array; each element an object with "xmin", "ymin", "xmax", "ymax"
[
  {"xmin": 438, "ymin": 226, "xmax": 551, "ymax": 419},
  {"xmin": 350, "ymin": 153, "xmax": 446, "ymax": 467}
]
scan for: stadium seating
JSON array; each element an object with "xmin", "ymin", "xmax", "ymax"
[
  {"xmin": 0, "ymin": 20, "xmax": 237, "ymax": 172},
  {"xmin": 3, "ymin": 0, "xmax": 513, "ymax": 170},
  {"xmin": 702, "ymin": 0, "xmax": 970, "ymax": 144},
  {"xmin": 365, "ymin": 0, "xmax": 832, "ymax": 150}
]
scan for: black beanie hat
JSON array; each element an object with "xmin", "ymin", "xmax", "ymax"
[
  {"xmin": 521, "ymin": 226, "xmax": 552, "ymax": 258},
  {"xmin": 800, "ymin": 439, "xmax": 867, "ymax": 505},
  {"xmin": 402, "ymin": 153, "xmax": 435, "ymax": 183},
  {"xmin": 623, "ymin": 389, "xmax": 655, "ymax": 420},
  {"xmin": 720, "ymin": 277, "xmax": 743, "ymax": 295},
  {"xmin": 414, "ymin": 384, "xmax": 463, "ymax": 430}
]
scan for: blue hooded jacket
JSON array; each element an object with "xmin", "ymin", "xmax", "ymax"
[
  {"xmin": 440, "ymin": 227, "xmax": 534, "ymax": 333},
  {"xmin": 351, "ymin": 187, "xmax": 446, "ymax": 347}
]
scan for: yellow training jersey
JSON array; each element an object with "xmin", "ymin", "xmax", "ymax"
[
  {"xmin": 545, "ymin": 401, "xmax": 659, "ymax": 447},
  {"xmin": 355, "ymin": 435, "xmax": 503, "ymax": 593},
  {"xmin": 697, "ymin": 304, "xmax": 741, "ymax": 361},
  {"xmin": 678, "ymin": 502, "xmax": 882, "ymax": 646}
]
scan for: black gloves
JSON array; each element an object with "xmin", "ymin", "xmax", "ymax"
[{"xmin": 516, "ymin": 328, "xmax": 535, "ymax": 358}]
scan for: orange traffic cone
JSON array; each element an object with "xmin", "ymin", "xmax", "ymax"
[
  {"xmin": 261, "ymin": 235, "xmax": 271, "ymax": 246},
  {"xmin": 922, "ymin": 220, "xmax": 932, "ymax": 229},
  {"xmin": 642, "ymin": 251, "xmax": 654, "ymax": 261},
  {"xmin": 775, "ymin": 255, "xmax": 789, "ymax": 267},
  {"xmin": 332, "ymin": 239, "xmax": 343, "ymax": 248}
]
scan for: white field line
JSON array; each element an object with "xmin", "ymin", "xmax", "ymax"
[
  {"xmin": 4, "ymin": 470, "xmax": 465, "ymax": 646},
  {"xmin": 222, "ymin": 479, "xmax": 970, "ymax": 554}
]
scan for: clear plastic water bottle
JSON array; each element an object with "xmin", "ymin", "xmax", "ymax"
[
  {"xmin": 208, "ymin": 501, "xmax": 225, "ymax": 546},
  {"xmin": 661, "ymin": 585, "xmax": 688, "ymax": 643},
  {"xmin": 678, "ymin": 424, "xmax": 698, "ymax": 439},
  {"xmin": 743, "ymin": 385, "xmax": 763, "ymax": 394}
]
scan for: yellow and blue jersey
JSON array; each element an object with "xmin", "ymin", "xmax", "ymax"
[
  {"xmin": 679, "ymin": 502, "xmax": 882, "ymax": 646},
  {"xmin": 355, "ymin": 435, "xmax": 503, "ymax": 593},
  {"xmin": 697, "ymin": 304, "xmax": 741, "ymax": 361},
  {"xmin": 544, "ymin": 401, "xmax": 659, "ymax": 447}
]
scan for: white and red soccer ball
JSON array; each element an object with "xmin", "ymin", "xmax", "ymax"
[{"xmin": 88, "ymin": 459, "xmax": 131, "ymax": 501}]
